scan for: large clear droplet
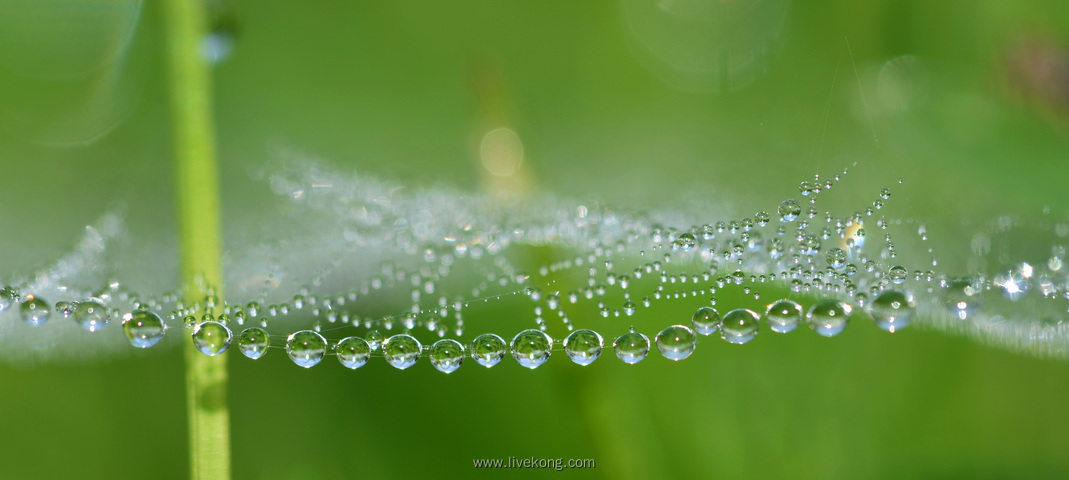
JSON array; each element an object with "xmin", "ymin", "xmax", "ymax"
[
  {"xmin": 237, "ymin": 327, "xmax": 270, "ymax": 359},
  {"xmin": 806, "ymin": 300, "xmax": 853, "ymax": 337},
  {"xmin": 429, "ymin": 338, "xmax": 464, "ymax": 373},
  {"xmin": 73, "ymin": 299, "xmax": 110, "ymax": 332},
  {"xmin": 655, "ymin": 325, "xmax": 697, "ymax": 361},
  {"xmin": 123, "ymin": 310, "xmax": 166, "ymax": 348},
  {"xmin": 336, "ymin": 336, "xmax": 371, "ymax": 369},
  {"xmin": 764, "ymin": 299, "xmax": 802, "ymax": 333},
  {"xmin": 510, "ymin": 329, "xmax": 553, "ymax": 369},
  {"xmin": 470, "ymin": 333, "xmax": 507, "ymax": 368},
  {"xmin": 691, "ymin": 306, "xmax": 721, "ymax": 335},
  {"xmin": 613, "ymin": 330, "xmax": 650, "ymax": 364},
  {"xmin": 192, "ymin": 321, "xmax": 232, "ymax": 356},
  {"xmin": 286, "ymin": 330, "xmax": 327, "ymax": 368},
  {"xmin": 720, "ymin": 308, "xmax": 759, "ymax": 344},
  {"xmin": 870, "ymin": 290, "xmax": 914, "ymax": 332},
  {"xmin": 383, "ymin": 334, "xmax": 422, "ymax": 370},
  {"xmin": 563, "ymin": 329, "xmax": 603, "ymax": 366},
  {"xmin": 20, "ymin": 296, "xmax": 51, "ymax": 326}
]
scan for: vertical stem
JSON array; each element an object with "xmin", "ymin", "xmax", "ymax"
[{"xmin": 163, "ymin": 1, "xmax": 230, "ymax": 479}]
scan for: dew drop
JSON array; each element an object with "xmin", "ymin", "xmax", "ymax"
[
  {"xmin": 366, "ymin": 329, "xmax": 384, "ymax": 350},
  {"xmin": 0, "ymin": 287, "xmax": 18, "ymax": 313},
  {"xmin": 691, "ymin": 306, "xmax": 721, "ymax": 335},
  {"xmin": 779, "ymin": 199, "xmax": 802, "ymax": 222},
  {"xmin": 613, "ymin": 330, "xmax": 650, "ymax": 364},
  {"xmin": 286, "ymin": 330, "xmax": 327, "ymax": 368},
  {"xmin": 655, "ymin": 325, "xmax": 697, "ymax": 361},
  {"xmin": 563, "ymin": 329, "xmax": 604, "ymax": 366},
  {"xmin": 123, "ymin": 310, "xmax": 166, "ymax": 348},
  {"xmin": 470, "ymin": 333, "xmax": 507, "ymax": 368},
  {"xmin": 826, "ymin": 248, "xmax": 847, "ymax": 270},
  {"xmin": 20, "ymin": 297, "xmax": 51, "ymax": 326},
  {"xmin": 336, "ymin": 336, "xmax": 371, "ymax": 369},
  {"xmin": 806, "ymin": 300, "xmax": 852, "ymax": 337},
  {"xmin": 720, "ymin": 308, "xmax": 759, "ymax": 344},
  {"xmin": 510, "ymin": 329, "xmax": 553, "ymax": 369},
  {"xmin": 429, "ymin": 338, "xmax": 464, "ymax": 373},
  {"xmin": 673, "ymin": 233, "xmax": 696, "ymax": 252},
  {"xmin": 72, "ymin": 299, "xmax": 110, "ymax": 332},
  {"xmin": 888, "ymin": 265, "xmax": 908, "ymax": 284},
  {"xmin": 944, "ymin": 278, "xmax": 980, "ymax": 320},
  {"xmin": 237, "ymin": 327, "xmax": 270, "ymax": 359},
  {"xmin": 383, "ymin": 334, "xmax": 422, "ymax": 370},
  {"xmin": 192, "ymin": 321, "xmax": 232, "ymax": 356},
  {"xmin": 870, "ymin": 290, "xmax": 914, "ymax": 333},
  {"xmin": 764, "ymin": 299, "xmax": 802, "ymax": 333}
]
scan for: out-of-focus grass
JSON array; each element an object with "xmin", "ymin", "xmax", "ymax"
[{"xmin": 2, "ymin": 1, "xmax": 1069, "ymax": 479}]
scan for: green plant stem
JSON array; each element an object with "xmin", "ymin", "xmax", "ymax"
[{"xmin": 163, "ymin": 0, "xmax": 230, "ymax": 479}]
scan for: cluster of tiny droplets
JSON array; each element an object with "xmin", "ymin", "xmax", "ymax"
[{"xmin": 3, "ymin": 161, "xmax": 1069, "ymax": 368}]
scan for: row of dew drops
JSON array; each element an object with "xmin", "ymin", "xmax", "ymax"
[
  {"xmin": 0, "ymin": 279, "xmax": 914, "ymax": 374},
  {"xmin": 6, "ymin": 170, "xmax": 1048, "ymax": 368}
]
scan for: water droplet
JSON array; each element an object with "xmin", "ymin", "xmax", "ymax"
[
  {"xmin": 237, "ymin": 327, "xmax": 270, "ymax": 359},
  {"xmin": 870, "ymin": 290, "xmax": 914, "ymax": 332},
  {"xmin": 20, "ymin": 296, "xmax": 50, "ymax": 326},
  {"xmin": 563, "ymin": 329, "xmax": 604, "ymax": 365},
  {"xmin": 691, "ymin": 306, "xmax": 721, "ymax": 335},
  {"xmin": 366, "ymin": 329, "xmax": 384, "ymax": 350},
  {"xmin": 888, "ymin": 265, "xmax": 907, "ymax": 284},
  {"xmin": 720, "ymin": 308, "xmax": 759, "ymax": 344},
  {"xmin": 55, "ymin": 301, "xmax": 72, "ymax": 318},
  {"xmin": 0, "ymin": 287, "xmax": 18, "ymax": 313},
  {"xmin": 764, "ymin": 299, "xmax": 802, "ymax": 333},
  {"xmin": 613, "ymin": 330, "xmax": 650, "ymax": 364},
  {"xmin": 286, "ymin": 330, "xmax": 327, "ymax": 368},
  {"xmin": 510, "ymin": 329, "xmax": 553, "ymax": 369},
  {"xmin": 806, "ymin": 300, "xmax": 852, "ymax": 337},
  {"xmin": 470, "ymin": 333, "xmax": 507, "ymax": 368},
  {"xmin": 192, "ymin": 321, "xmax": 232, "ymax": 356},
  {"xmin": 383, "ymin": 334, "xmax": 422, "ymax": 370},
  {"xmin": 779, "ymin": 199, "xmax": 801, "ymax": 222},
  {"xmin": 944, "ymin": 278, "xmax": 980, "ymax": 320},
  {"xmin": 826, "ymin": 248, "xmax": 846, "ymax": 270},
  {"xmin": 674, "ymin": 233, "xmax": 696, "ymax": 251},
  {"xmin": 73, "ymin": 299, "xmax": 109, "ymax": 332},
  {"xmin": 429, "ymin": 338, "xmax": 464, "ymax": 373},
  {"xmin": 336, "ymin": 336, "xmax": 371, "ymax": 369},
  {"xmin": 655, "ymin": 325, "xmax": 697, "ymax": 361},
  {"xmin": 123, "ymin": 310, "xmax": 166, "ymax": 348}
]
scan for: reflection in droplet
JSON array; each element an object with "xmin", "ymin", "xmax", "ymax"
[
  {"xmin": 764, "ymin": 299, "xmax": 801, "ymax": 333},
  {"xmin": 336, "ymin": 336, "xmax": 371, "ymax": 369},
  {"xmin": 720, "ymin": 308, "xmax": 759, "ymax": 344},
  {"xmin": 429, "ymin": 339, "xmax": 464, "ymax": 373},
  {"xmin": 511, "ymin": 329, "xmax": 553, "ymax": 369},
  {"xmin": 806, "ymin": 300, "xmax": 852, "ymax": 337},
  {"xmin": 383, "ymin": 334, "xmax": 422, "ymax": 370},
  {"xmin": 870, "ymin": 290, "xmax": 914, "ymax": 333},
  {"xmin": 470, "ymin": 333, "xmax": 507, "ymax": 368},
  {"xmin": 237, "ymin": 327, "xmax": 270, "ymax": 359},
  {"xmin": 286, "ymin": 330, "xmax": 327, "ymax": 368},
  {"xmin": 123, "ymin": 310, "xmax": 166, "ymax": 348},
  {"xmin": 192, "ymin": 321, "xmax": 232, "ymax": 356},
  {"xmin": 614, "ymin": 330, "xmax": 650, "ymax": 364},
  {"xmin": 563, "ymin": 329, "xmax": 604, "ymax": 366},
  {"xmin": 655, "ymin": 325, "xmax": 697, "ymax": 361}
]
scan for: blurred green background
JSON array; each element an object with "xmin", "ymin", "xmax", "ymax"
[{"xmin": 2, "ymin": 0, "xmax": 1069, "ymax": 479}]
